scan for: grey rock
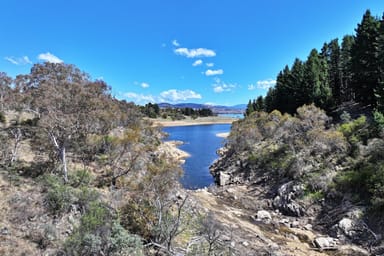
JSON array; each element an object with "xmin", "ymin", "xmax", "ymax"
[
  {"xmin": 0, "ymin": 227, "xmax": 9, "ymax": 236},
  {"xmin": 273, "ymin": 182, "xmax": 305, "ymax": 217},
  {"xmin": 219, "ymin": 171, "xmax": 231, "ymax": 186},
  {"xmin": 290, "ymin": 220, "xmax": 300, "ymax": 228},
  {"xmin": 313, "ymin": 236, "xmax": 338, "ymax": 250},
  {"xmin": 304, "ymin": 224, "xmax": 313, "ymax": 230},
  {"xmin": 256, "ymin": 210, "xmax": 272, "ymax": 223},
  {"xmin": 338, "ymin": 218, "xmax": 354, "ymax": 237}
]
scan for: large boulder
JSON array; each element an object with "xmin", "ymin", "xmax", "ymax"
[{"xmin": 273, "ymin": 182, "xmax": 305, "ymax": 217}]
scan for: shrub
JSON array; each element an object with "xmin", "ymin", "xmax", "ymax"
[
  {"xmin": 43, "ymin": 174, "xmax": 75, "ymax": 215},
  {"xmin": 69, "ymin": 169, "xmax": 93, "ymax": 188},
  {"xmin": 338, "ymin": 115, "xmax": 369, "ymax": 145},
  {"xmin": 64, "ymin": 202, "xmax": 143, "ymax": 256},
  {"xmin": 109, "ymin": 222, "xmax": 143, "ymax": 256}
]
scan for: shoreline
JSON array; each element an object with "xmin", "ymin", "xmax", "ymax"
[{"xmin": 151, "ymin": 116, "xmax": 239, "ymax": 127}]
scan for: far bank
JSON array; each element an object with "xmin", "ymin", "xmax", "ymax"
[{"xmin": 150, "ymin": 116, "xmax": 239, "ymax": 127}]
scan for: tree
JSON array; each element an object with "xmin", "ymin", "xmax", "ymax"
[
  {"xmin": 253, "ymin": 96, "xmax": 265, "ymax": 112},
  {"xmin": 245, "ymin": 99, "xmax": 255, "ymax": 116},
  {"xmin": 0, "ymin": 72, "xmax": 13, "ymax": 111},
  {"xmin": 325, "ymin": 39, "xmax": 342, "ymax": 105},
  {"xmin": 304, "ymin": 49, "xmax": 332, "ymax": 110},
  {"xmin": 376, "ymin": 14, "xmax": 384, "ymax": 112},
  {"xmin": 351, "ymin": 10, "xmax": 380, "ymax": 106},
  {"xmin": 20, "ymin": 63, "xmax": 115, "ymax": 182},
  {"xmin": 340, "ymin": 35, "xmax": 355, "ymax": 102}
]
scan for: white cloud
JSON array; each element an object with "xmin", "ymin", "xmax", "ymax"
[
  {"xmin": 172, "ymin": 40, "xmax": 180, "ymax": 47},
  {"xmin": 205, "ymin": 69, "xmax": 224, "ymax": 76},
  {"xmin": 122, "ymin": 89, "xmax": 202, "ymax": 104},
  {"xmin": 38, "ymin": 52, "xmax": 63, "ymax": 63},
  {"xmin": 5, "ymin": 56, "xmax": 32, "ymax": 65},
  {"xmin": 160, "ymin": 89, "xmax": 202, "ymax": 102},
  {"xmin": 212, "ymin": 78, "xmax": 236, "ymax": 93},
  {"xmin": 206, "ymin": 63, "xmax": 214, "ymax": 67},
  {"xmin": 192, "ymin": 59, "xmax": 203, "ymax": 66},
  {"xmin": 174, "ymin": 47, "xmax": 216, "ymax": 58},
  {"xmin": 123, "ymin": 92, "xmax": 156, "ymax": 104},
  {"xmin": 248, "ymin": 79, "xmax": 276, "ymax": 90},
  {"xmin": 140, "ymin": 82, "xmax": 150, "ymax": 88}
]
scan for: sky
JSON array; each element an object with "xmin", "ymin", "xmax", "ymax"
[{"xmin": 1, "ymin": 1, "xmax": 383, "ymax": 106}]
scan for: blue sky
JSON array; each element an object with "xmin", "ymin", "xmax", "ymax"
[{"xmin": 1, "ymin": 1, "xmax": 383, "ymax": 106}]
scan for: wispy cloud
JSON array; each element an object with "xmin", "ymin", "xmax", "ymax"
[
  {"xmin": 172, "ymin": 40, "xmax": 180, "ymax": 47},
  {"xmin": 38, "ymin": 52, "xmax": 63, "ymax": 63},
  {"xmin": 206, "ymin": 63, "xmax": 214, "ymax": 67},
  {"xmin": 205, "ymin": 69, "xmax": 223, "ymax": 76},
  {"xmin": 4, "ymin": 56, "xmax": 32, "ymax": 65},
  {"xmin": 212, "ymin": 78, "xmax": 236, "ymax": 93},
  {"xmin": 174, "ymin": 47, "xmax": 216, "ymax": 58},
  {"xmin": 160, "ymin": 89, "xmax": 202, "ymax": 102},
  {"xmin": 141, "ymin": 82, "xmax": 150, "ymax": 88},
  {"xmin": 122, "ymin": 89, "xmax": 202, "ymax": 104},
  {"xmin": 123, "ymin": 92, "xmax": 156, "ymax": 104},
  {"xmin": 248, "ymin": 79, "xmax": 276, "ymax": 90},
  {"xmin": 192, "ymin": 59, "xmax": 203, "ymax": 66}
]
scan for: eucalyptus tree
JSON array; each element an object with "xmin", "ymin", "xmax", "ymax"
[{"xmin": 19, "ymin": 62, "xmax": 116, "ymax": 182}]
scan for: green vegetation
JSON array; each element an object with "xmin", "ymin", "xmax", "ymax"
[
  {"xmin": 140, "ymin": 102, "xmax": 216, "ymax": 120},
  {"xmin": 247, "ymin": 10, "xmax": 384, "ymax": 117},
  {"xmin": 0, "ymin": 62, "xmax": 196, "ymax": 255}
]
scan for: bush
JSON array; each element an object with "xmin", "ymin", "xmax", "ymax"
[
  {"xmin": 338, "ymin": 115, "xmax": 369, "ymax": 145},
  {"xmin": 43, "ymin": 174, "xmax": 75, "ymax": 215},
  {"xmin": 64, "ymin": 202, "xmax": 143, "ymax": 256},
  {"xmin": 69, "ymin": 169, "xmax": 93, "ymax": 188}
]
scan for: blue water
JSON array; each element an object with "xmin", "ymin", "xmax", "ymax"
[{"xmin": 163, "ymin": 124, "xmax": 231, "ymax": 189}]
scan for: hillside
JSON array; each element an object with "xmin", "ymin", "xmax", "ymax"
[{"xmin": 210, "ymin": 104, "xmax": 384, "ymax": 254}]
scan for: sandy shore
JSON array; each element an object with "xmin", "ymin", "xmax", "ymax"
[
  {"xmin": 151, "ymin": 116, "xmax": 239, "ymax": 127},
  {"xmin": 216, "ymin": 132, "xmax": 230, "ymax": 138},
  {"xmin": 157, "ymin": 140, "xmax": 190, "ymax": 164}
]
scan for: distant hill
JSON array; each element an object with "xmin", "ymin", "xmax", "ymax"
[{"xmin": 158, "ymin": 103, "xmax": 246, "ymax": 114}]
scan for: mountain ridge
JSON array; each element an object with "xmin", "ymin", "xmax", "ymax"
[{"xmin": 158, "ymin": 102, "xmax": 246, "ymax": 114}]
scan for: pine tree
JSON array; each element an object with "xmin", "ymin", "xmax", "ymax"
[
  {"xmin": 351, "ymin": 10, "xmax": 380, "ymax": 106},
  {"xmin": 245, "ymin": 99, "xmax": 255, "ymax": 116},
  {"xmin": 327, "ymin": 39, "xmax": 342, "ymax": 105},
  {"xmin": 376, "ymin": 13, "xmax": 384, "ymax": 112},
  {"xmin": 254, "ymin": 96, "xmax": 265, "ymax": 111},
  {"xmin": 304, "ymin": 49, "xmax": 332, "ymax": 110},
  {"xmin": 340, "ymin": 35, "xmax": 355, "ymax": 102}
]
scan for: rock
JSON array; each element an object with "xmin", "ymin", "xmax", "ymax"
[
  {"xmin": 313, "ymin": 236, "xmax": 338, "ymax": 250},
  {"xmin": 338, "ymin": 218, "xmax": 354, "ymax": 237},
  {"xmin": 304, "ymin": 224, "xmax": 313, "ymax": 230},
  {"xmin": 242, "ymin": 241, "xmax": 249, "ymax": 247},
  {"xmin": 219, "ymin": 172, "xmax": 231, "ymax": 186},
  {"xmin": 290, "ymin": 220, "xmax": 300, "ymax": 228},
  {"xmin": 256, "ymin": 210, "xmax": 272, "ymax": 223},
  {"xmin": 273, "ymin": 182, "xmax": 305, "ymax": 217},
  {"xmin": 0, "ymin": 227, "xmax": 9, "ymax": 236}
]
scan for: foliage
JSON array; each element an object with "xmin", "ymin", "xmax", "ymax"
[
  {"xmin": 64, "ymin": 202, "xmax": 143, "ymax": 256},
  {"xmin": 338, "ymin": 115, "xmax": 369, "ymax": 146},
  {"xmin": 43, "ymin": 174, "xmax": 75, "ymax": 215},
  {"xmin": 248, "ymin": 10, "xmax": 384, "ymax": 115}
]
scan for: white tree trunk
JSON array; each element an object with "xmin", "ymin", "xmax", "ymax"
[{"xmin": 60, "ymin": 146, "xmax": 68, "ymax": 183}]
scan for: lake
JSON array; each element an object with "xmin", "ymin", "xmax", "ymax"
[{"xmin": 163, "ymin": 124, "xmax": 231, "ymax": 189}]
